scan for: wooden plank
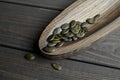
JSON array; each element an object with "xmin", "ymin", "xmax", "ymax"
[
  {"xmin": 0, "ymin": 46, "xmax": 120, "ymax": 80},
  {"xmin": 0, "ymin": 1, "xmax": 120, "ymax": 69},
  {"xmin": 0, "ymin": 0, "xmax": 75, "ymax": 10},
  {"xmin": 0, "ymin": 2, "xmax": 60, "ymax": 51}
]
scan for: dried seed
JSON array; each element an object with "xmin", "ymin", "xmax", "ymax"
[
  {"xmin": 61, "ymin": 36, "xmax": 69, "ymax": 42},
  {"xmin": 47, "ymin": 34, "xmax": 55, "ymax": 42},
  {"xmin": 70, "ymin": 20, "xmax": 76, "ymax": 28},
  {"xmin": 76, "ymin": 31, "xmax": 85, "ymax": 38},
  {"xmin": 51, "ymin": 63, "xmax": 62, "ymax": 71},
  {"xmin": 61, "ymin": 23, "xmax": 69, "ymax": 30},
  {"xmin": 47, "ymin": 42, "xmax": 56, "ymax": 47},
  {"xmin": 72, "ymin": 36, "xmax": 78, "ymax": 41},
  {"xmin": 81, "ymin": 22, "xmax": 89, "ymax": 27},
  {"xmin": 55, "ymin": 42, "xmax": 64, "ymax": 47},
  {"xmin": 94, "ymin": 14, "xmax": 100, "ymax": 22},
  {"xmin": 61, "ymin": 29, "xmax": 69, "ymax": 35},
  {"xmin": 86, "ymin": 18, "xmax": 95, "ymax": 24},
  {"xmin": 65, "ymin": 32, "xmax": 74, "ymax": 37},
  {"xmin": 82, "ymin": 27, "xmax": 88, "ymax": 32},
  {"xmin": 24, "ymin": 53, "xmax": 35, "ymax": 61},
  {"xmin": 51, "ymin": 40, "xmax": 61, "ymax": 44},
  {"xmin": 42, "ymin": 46, "xmax": 56, "ymax": 53},
  {"xmin": 71, "ymin": 24, "xmax": 81, "ymax": 34},
  {"xmin": 53, "ymin": 27, "xmax": 61, "ymax": 34}
]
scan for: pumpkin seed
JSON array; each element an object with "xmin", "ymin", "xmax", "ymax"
[
  {"xmin": 94, "ymin": 14, "xmax": 100, "ymax": 22},
  {"xmin": 71, "ymin": 24, "xmax": 81, "ymax": 34},
  {"xmin": 86, "ymin": 18, "xmax": 95, "ymax": 24},
  {"xmin": 82, "ymin": 27, "xmax": 88, "ymax": 32},
  {"xmin": 68, "ymin": 37, "xmax": 73, "ymax": 42},
  {"xmin": 55, "ymin": 42, "xmax": 64, "ymax": 47},
  {"xmin": 65, "ymin": 32, "xmax": 74, "ymax": 37},
  {"xmin": 47, "ymin": 42, "xmax": 56, "ymax": 47},
  {"xmin": 51, "ymin": 40, "xmax": 61, "ymax": 44},
  {"xmin": 61, "ymin": 23, "xmax": 69, "ymax": 30},
  {"xmin": 53, "ymin": 27, "xmax": 61, "ymax": 34},
  {"xmin": 76, "ymin": 31, "xmax": 85, "ymax": 38},
  {"xmin": 47, "ymin": 34, "xmax": 55, "ymax": 42},
  {"xmin": 61, "ymin": 36, "xmax": 69, "ymax": 42},
  {"xmin": 70, "ymin": 20, "xmax": 76, "ymax": 28},
  {"xmin": 51, "ymin": 63, "xmax": 62, "ymax": 71},
  {"xmin": 53, "ymin": 35, "xmax": 61, "ymax": 41},
  {"xmin": 81, "ymin": 22, "xmax": 89, "ymax": 27},
  {"xmin": 24, "ymin": 53, "xmax": 35, "ymax": 61},
  {"xmin": 42, "ymin": 46, "xmax": 56, "ymax": 53},
  {"xmin": 61, "ymin": 29, "xmax": 69, "ymax": 35},
  {"xmin": 72, "ymin": 36, "xmax": 78, "ymax": 41}
]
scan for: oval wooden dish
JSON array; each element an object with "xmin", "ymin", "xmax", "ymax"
[{"xmin": 39, "ymin": 0, "xmax": 120, "ymax": 59}]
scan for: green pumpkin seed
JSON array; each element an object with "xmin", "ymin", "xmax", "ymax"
[
  {"xmin": 51, "ymin": 63, "xmax": 62, "ymax": 71},
  {"xmin": 55, "ymin": 42, "xmax": 64, "ymax": 47},
  {"xmin": 72, "ymin": 36, "xmax": 78, "ymax": 41},
  {"xmin": 51, "ymin": 40, "xmax": 61, "ymax": 44},
  {"xmin": 71, "ymin": 24, "xmax": 81, "ymax": 34},
  {"xmin": 81, "ymin": 22, "xmax": 89, "ymax": 27},
  {"xmin": 53, "ymin": 27, "xmax": 61, "ymax": 34},
  {"xmin": 86, "ymin": 18, "xmax": 95, "ymax": 24},
  {"xmin": 65, "ymin": 32, "xmax": 74, "ymax": 37},
  {"xmin": 24, "ymin": 53, "xmax": 35, "ymax": 61},
  {"xmin": 76, "ymin": 31, "xmax": 85, "ymax": 38},
  {"xmin": 47, "ymin": 34, "xmax": 55, "ymax": 42},
  {"xmin": 42, "ymin": 46, "xmax": 56, "ymax": 53},
  {"xmin": 70, "ymin": 20, "xmax": 76, "ymax": 28},
  {"xmin": 53, "ymin": 35, "xmax": 61, "ymax": 41},
  {"xmin": 94, "ymin": 14, "xmax": 100, "ymax": 22},
  {"xmin": 47, "ymin": 42, "xmax": 56, "ymax": 47},
  {"xmin": 61, "ymin": 23, "xmax": 69, "ymax": 30},
  {"xmin": 68, "ymin": 37, "xmax": 73, "ymax": 42},
  {"xmin": 61, "ymin": 36, "xmax": 69, "ymax": 42},
  {"xmin": 82, "ymin": 27, "xmax": 88, "ymax": 32},
  {"xmin": 61, "ymin": 29, "xmax": 69, "ymax": 35}
]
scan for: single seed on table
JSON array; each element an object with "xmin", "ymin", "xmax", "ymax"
[
  {"xmin": 61, "ymin": 23, "xmax": 69, "ymax": 30},
  {"xmin": 42, "ymin": 46, "xmax": 56, "ymax": 53},
  {"xmin": 51, "ymin": 63, "xmax": 62, "ymax": 71},
  {"xmin": 76, "ymin": 31, "xmax": 85, "ymax": 38},
  {"xmin": 94, "ymin": 14, "xmax": 100, "ymax": 22},
  {"xmin": 24, "ymin": 53, "xmax": 35, "ymax": 61},
  {"xmin": 86, "ymin": 18, "xmax": 95, "ymax": 24},
  {"xmin": 53, "ymin": 27, "xmax": 61, "ymax": 34},
  {"xmin": 70, "ymin": 20, "xmax": 76, "ymax": 28},
  {"xmin": 55, "ymin": 42, "xmax": 64, "ymax": 47}
]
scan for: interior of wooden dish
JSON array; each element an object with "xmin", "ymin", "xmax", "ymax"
[{"xmin": 39, "ymin": 0, "xmax": 120, "ymax": 56}]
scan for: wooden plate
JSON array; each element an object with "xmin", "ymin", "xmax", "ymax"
[{"xmin": 39, "ymin": 0, "xmax": 120, "ymax": 59}]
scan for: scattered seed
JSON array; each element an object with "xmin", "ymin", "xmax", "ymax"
[
  {"xmin": 24, "ymin": 53, "xmax": 35, "ymax": 61},
  {"xmin": 47, "ymin": 34, "xmax": 55, "ymax": 42},
  {"xmin": 61, "ymin": 29, "xmax": 69, "ymax": 35},
  {"xmin": 51, "ymin": 63, "xmax": 62, "ymax": 71},
  {"xmin": 76, "ymin": 31, "xmax": 85, "ymax": 38},
  {"xmin": 65, "ymin": 32, "xmax": 74, "ymax": 37}
]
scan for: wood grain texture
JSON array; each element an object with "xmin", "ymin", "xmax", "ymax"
[
  {"xmin": 0, "ymin": 0, "xmax": 75, "ymax": 10},
  {"xmin": 0, "ymin": 1, "xmax": 120, "ymax": 69},
  {"xmin": 1, "ymin": 46, "xmax": 120, "ymax": 80},
  {"xmin": 39, "ymin": 0, "xmax": 120, "ymax": 56}
]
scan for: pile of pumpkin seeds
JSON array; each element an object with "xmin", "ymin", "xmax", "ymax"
[{"xmin": 42, "ymin": 14, "xmax": 100, "ymax": 53}]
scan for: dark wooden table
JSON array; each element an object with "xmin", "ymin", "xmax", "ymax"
[{"xmin": 0, "ymin": 0, "xmax": 120, "ymax": 80}]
